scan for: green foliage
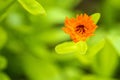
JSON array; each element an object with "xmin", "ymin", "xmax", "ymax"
[
  {"xmin": 55, "ymin": 41, "xmax": 77, "ymax": 54},
  {"xmin": 0, "ymin": 55, "xmax": 7, "ymax": 70},
  {"xmin": 107, "ymin": 27, "xmax": 120, "ymax": 55},
  {"xmin": 0, "ymin": 0, "xmax": 16, "ymax": 21},
  {"xmin": 55, "ymin": 41, "xmax": 87, "ymax": 55},
  {"xmin": 0, "ymin": 0, "xmax": 120, "ymax": 80},
  {"xmin": 87, "ymin": 39, "xmax": 105, "ymax": 58},
  {"xmin": 109, "ymin": 0, "xmax": 120, "ymax": 9},
  {"xmin": 75, "ymin": 39, "xmax": 105, "ymax": 65},
  {"xmin": 75, "ymin": 41, "xmax": 88, "ymax": 55},
  {"xmin": 91, "ymin": 13, "xmax": 101, "ymax": 24},
  {"xmin": 0, "ymin": 72, "xmax": 10, "ymax": 80},
  {"xmin": 92, "ymin": 39, "xmax": 119, "ymax": 77},
  {"xmin": 0, "ymin": 27, "xmax": 7, "ymax": 49},
  {"xmin": 20, "ymin": 54, "xmax": 61, "ymax": 80},
  {"xmin": 18, "ymin": 0, "xmax": 46, "ymax": 15}
]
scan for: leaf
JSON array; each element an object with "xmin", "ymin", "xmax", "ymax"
[
  {"xmin": 75, "ymin": 41, "xmax": 88, "ymax": 55},
  {"xmin": 55, "ymin": 41, "xmax": 76, "ymax": 54},
  {"xmin": 92, "ymin": 39, "xmax": 119, "ymax": 77},
  {"xmin": 39, "ymin": 29, "xmax": 69, "ymax": 43},
  {"xmin": 81, "ymin": 75, "xmax": 112, "ymax": 80},
  {"xmin": 91, "ymin": 13, "xmax": 101, "ymax": 24},
  {"xmin": 0, "ymin": 55, "xmax": 7, "ymax": 70},
  {"xmin": 0, "ymin": 72, "xmax": 10, "ymax": 80},
  {"xmin": 75, "ymin": 40, "xmax": 104, "ymax": 65},
  {"xmin": 106, "ymin": 25, "xmax": 120, "ymax": 56},
  {"xmin": 107, "ymin": 35, "xmax": 120, "ymax": 55},
  {"xmin": 0, "ymin": 27, "xmax": 7, "ymax": 49},
  {"xmin": 87, "ymin": 39, "xmax": 105, "ymax": 58},
  {"xmin": 18, "ymin": 0, "xmax": 46, "ymax": 15},
  {"xmin": 0, "ymin": 0, "xmax": 16, "ymax": 21},
  {"xmin": 109, "ymin": 0, "xmax": 120, "ymax": 9},
  {"xmin": 55, "ymin": 41, "xmax": 87, "ymax": 55},
  {"xmin": 47, "ymin": 8, "xmax": 73, "ymax": 23},
  {"xmin": 20, "ymin": 54, "xmax": 61, "ymax": 80}
]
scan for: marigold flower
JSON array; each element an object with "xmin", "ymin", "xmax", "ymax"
[{"xmin": 62, "ymin": 13, "xmax": 97, "ymax": 43}]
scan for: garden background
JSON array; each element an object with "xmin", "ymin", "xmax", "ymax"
[{"xmin": 0, "ymin": 0, "xmax": 120, "ymax": 80}]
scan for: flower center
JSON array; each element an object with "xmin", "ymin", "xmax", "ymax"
[{"xmin": 75, "ymin": 25, "xmax": 85, "ymax": 34}]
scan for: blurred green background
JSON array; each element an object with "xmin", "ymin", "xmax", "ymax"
[{"xmin": 0, "ymin": 0, "xmax": 120, "ymax": 80}]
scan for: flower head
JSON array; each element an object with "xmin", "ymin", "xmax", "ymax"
[{"xmin": 62, "ymin": 13, "xmax": 97, "ymax": 43}]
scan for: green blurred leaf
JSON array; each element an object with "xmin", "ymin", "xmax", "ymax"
[
  {"xmin": 91, "ymin": 13, "xmax": 101, "ymax": 24},
  {"xmin": 87, "ymin": 39, "xmax": 105, "ymax": 58},
  {"xmin": 47, "ymin": 8, "xmax": 73, "ymax": 23},
  {"xmin": 75, "ymin": 40, "xmax": 104, "ymax": 65},
  {"xmin": 0, "ymin": 27, "xmax": 7, "ymax": 49},
  {"xmin": 21, "ymin": 54, "xmax": 61, "ymax": 80},
  {"xmin": 105, "ymin": 25, "xmax": 120, "ymax": 56},
  {"xmin": 39, "ymin": 29, "xmax": 69, "ymax": 43},
  {"xmin": 0, "ymin": 72, "xmax": 10, "ymax": 80},
  {"xmin": 18, "ymin": 0, "xmax": 46, "ymax": 15},
  {"xmin": 75, "ymin": 41, "xmax": 87, "ymax": 55},
  {"xmin": 55, "ymin": 41, "xmax": 76, "ymax": 54},
  {"xmin": 0, "ymin": 56, "xmax": 7, "ymax": 70},
  {"xmin": 75, "ymin": 54, "xmax": 90, "ymax": 65},
  {"xmin": 109, "ymin": 0, "xmax": 120, "ymax": 9},
  {"xmin": 93, "ymin": 39, "xmax": 118, "ymax": 77},
  {"xmin": 81, "ymin": 75, "xmax": 98, "ymax": 80},
  {"xmin": 81, "ymin": 75, "xmax": 113, "ymax": 80},
  {"xmin": 55, "ymin": 41, "xmax": 87, "ymax": 55},
  {"xmin": 64, "ymin": 67, "xmax": 82, "ymax": 80},
  {"xmin": 0, "ymin": 0, "xmax": 16, "ymax": 21}
]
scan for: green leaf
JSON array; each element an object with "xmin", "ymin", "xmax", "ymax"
[
  {"xmin": 0, "ymin": 72, "xmax": 10, "ymax": 80},
  {"xmin": 0, "ymin": 0, "xmax": 16, "ymax": 21},
  {"xmin": 0, "ymin": 27, "xmax": 7, "ymax": 49},
  {"xmin": 87, "ymin": 39, "xmax": 105, "ymax": 58},
  {"xmin": 93, "ymin": 39, "xmax": 118, "ymax": 77},
  {"xmin": 55, "ymin": 41, "xmax": 76, "ymax": 54},
  {"xmin": 0, "ymin": 55, "xmax": 7, "ymax": 70},
  {"xmin": 109, "ymin": 0, "xmax": 120, "ymax": 9},
  {"xmin": 74, "ymin": 41, "xmax": 88, "ymax": 65},
  {"xmin": 81, "ymin": 75, "xmax": 112, "ymax": 80},
  {"xmin": 18, "ymin": 0, "xmax": 46, "ymax": 15},
  {"xmin": 20, "ymin": 54, "xmax": 61, "ymax": 80},
  {"xmin": 55, "ymin": 41, "xmax": 87, "ymax": 55},
  {"xmin": 107, "ymin": 34, "xmax": 120, "ymax": 55},
  {"xmin": 91, "ymin": 13, "xmax": 101, "ymax": 24},
  {"xmin": 75, "ymin": 41, "xmax": 88, "ymax": 55}
]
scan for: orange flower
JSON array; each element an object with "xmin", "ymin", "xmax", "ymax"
[{"xmin": 62, "ymin": 13, "xmax": 97, "ymax": 43}]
